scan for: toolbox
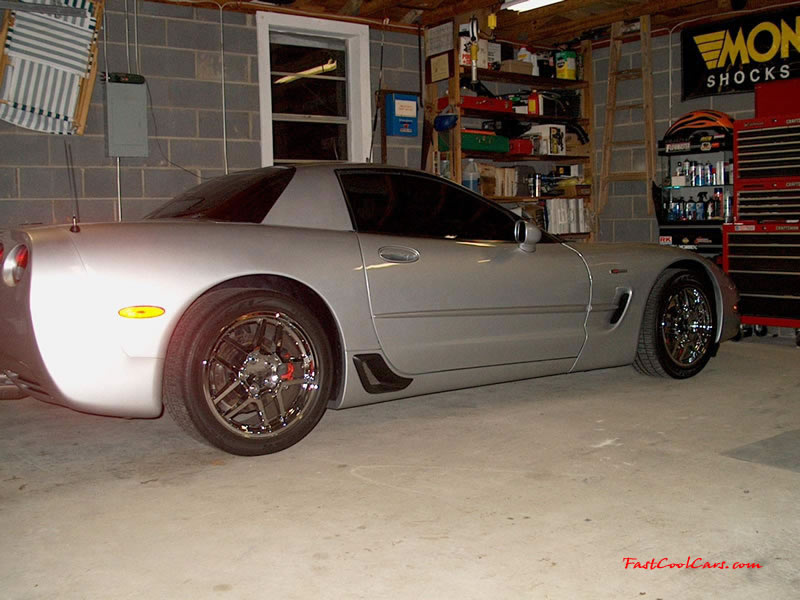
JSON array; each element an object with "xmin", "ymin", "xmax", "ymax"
[
  {"xmin": 437, "ymin": 96, "xmax": 514, "ymax": 114},
  {"xmin": 438, "ymin": 131, "xmax": 510, "ymax": 153}
]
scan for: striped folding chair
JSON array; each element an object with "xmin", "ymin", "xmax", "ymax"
[{"xmin": 0, "ymin": 0, "xmax": 103, "ymax": 135}]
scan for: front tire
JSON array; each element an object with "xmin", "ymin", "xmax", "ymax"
[
  {"xmin": 634, "ymin": 268, "xmax": 716, "ymax": 379},
  {"xmin": 163, "ymin": 288, "xmax": 335, "ymax": 455}
]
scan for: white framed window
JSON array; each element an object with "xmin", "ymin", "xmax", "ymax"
[{"xmin": 256, "ymin": 13, "xmax": 371, "ymax": 166}]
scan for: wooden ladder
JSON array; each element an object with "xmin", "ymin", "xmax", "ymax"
[{"xmin": 597, "ymin": 16, "xmax": 657, "ymax": 216}]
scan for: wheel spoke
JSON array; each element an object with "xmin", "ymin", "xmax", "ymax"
[
  {"xmin": 273, "ymin": 323, "xmax": 284, "ymax": 353},
  {"xmin": 221, "ymin": 335, "xmax": 249, "ymax": 356},
  {"xmin": 212, "ymin": 379, "xmax": 242, "ymax": 405},
  {"xmin": 212, "ymin": 356, "xmax": 238, "ymax": 374},
  {"xmin": 253, "ymin": 318, "xmax": 268, "ymax": 349},
  {"xmin": 223, "ymin": 395, "xmax": 254, "ymax": 419},
  {"xmin": 274, "ymin": 389, "xmax": 287, "ymax": 422},
  {"xmin": 253, "ymin": 397, "xmax": 269, "ymax": 430}
]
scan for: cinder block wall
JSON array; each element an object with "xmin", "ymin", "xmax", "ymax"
[
  {"xmin": 592, "ymin": 33, "xmax": 755, "ymax": 242},
  {"xmin": 0, "ymin": 0, "xmax": 422, "ymax": 228},
  {"xmin": 369, "ymin": 29, "xmax": 423, "ymax": 169}
]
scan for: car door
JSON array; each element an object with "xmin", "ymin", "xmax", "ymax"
[{"xmin": 338, "ymin": 168, "xmax": 590, "ymax": 375}]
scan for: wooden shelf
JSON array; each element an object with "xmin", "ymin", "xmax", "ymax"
[
  {"xmin": 489, "ymin": 195, "xmax": 591, "ymax": 203},
  {"xmin": 460, "ymin": 107, "xmax": 588, "ymax": 127},
  {"xmin": 464, "ymin": 151, "xmax": 590, "ymax": 163},
  {"xmin": 425, "ymin": 40, "xmax": 595, "ymax": 236},
  {"xmin": 461, "ymin": 67, "xmax": 589, "ymax": 90}
]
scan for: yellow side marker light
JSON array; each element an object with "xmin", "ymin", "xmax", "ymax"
[{"xmin": 118, "ymin": 306, "xmax": 166, "ymax": 319}]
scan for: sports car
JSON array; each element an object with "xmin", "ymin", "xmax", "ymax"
[{"xmin": 0, "ymin": 164, "xmax": 740, "ymax": 455}]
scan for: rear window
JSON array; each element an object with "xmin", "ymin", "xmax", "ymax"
[{"xmin": 146, "ymin": 167, "xmax": 296, "ymax": 223}]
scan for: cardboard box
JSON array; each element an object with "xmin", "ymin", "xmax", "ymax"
[
  {"xmin": 501, "ymin": 59, "xmax": 532, "ymax": 75},
  {"xmin": 556, "ymin": 164, "xmax": 582, "ymax": 178},
  {"xmin": 526, "ymin": 124, "xmax": 566, "ymax": 155}
]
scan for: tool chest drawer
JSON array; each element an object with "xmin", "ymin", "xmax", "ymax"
[{"xmin": 723, "ymin": 224, "xmax": 800, "ymax": 325}]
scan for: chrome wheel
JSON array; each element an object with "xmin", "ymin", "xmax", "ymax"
[
  {"xmin": 203, "ymin": 312, "xmax": 319, "ymax": 438},
  {"xmin": 634, "ymin": 268, "xmax": 717, "ymax": 379},
  {"xmin": 660, "ymin": 284, "xmax": 714, "ymax": 368},
  {"xmin": 163, "ymin": 288, "xmax": 334, "ymax": 455}
]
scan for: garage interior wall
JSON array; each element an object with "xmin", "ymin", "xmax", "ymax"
[
  {"xmin": 0, "ymin": 0, "xmax": 422, "ymax": 229},
  {"xmin": 592, "ymin": 33, "xmax": 755, "ymax": 243}
]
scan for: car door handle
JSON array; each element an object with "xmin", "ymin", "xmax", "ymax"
[{"xmin": 378, "ymin": 246, "xmax": 420, "ymax": 263}]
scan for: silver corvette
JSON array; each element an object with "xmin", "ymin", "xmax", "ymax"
[{"xmin": 0, "ymin": 164, "xmax": 740, "ymax": 455}]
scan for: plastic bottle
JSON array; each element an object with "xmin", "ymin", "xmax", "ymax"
[{"xmin": 462, "ymin": 159, "xmax": 480, "ymax": 193}]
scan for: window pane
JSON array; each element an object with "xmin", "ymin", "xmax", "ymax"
[
  {"xmin": 339, "ymin": 171, "xmax": 517, "ymax": 241},
  {"xmin": 274, "ymin": 121, "xmax": 348, "ymax": 161},
  {"xmin": 270, "ymin": 33, "xmax": 346, "ymax": 78},
  {"xmin": 271, "ymin": 76, "xmax": 347, "ymax": 117}
]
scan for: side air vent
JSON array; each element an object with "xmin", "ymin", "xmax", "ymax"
[
  {"xmin": 353, "ymin": 354, "xmax": 412, "ymax": 394},
  {"xmin": 610, "ymin": 292, "xmax": 631, "ymax": 325}
]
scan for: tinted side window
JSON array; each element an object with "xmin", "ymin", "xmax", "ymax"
[
  {"xmin": 339, "ymin": 171, "xmax": 516, "ymax": 241},
  {"xmin": 146, "ymin": 167, "xmax": 295, "ymax": 223}
]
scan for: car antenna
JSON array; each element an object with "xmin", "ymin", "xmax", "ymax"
[{"xmin": 64, "ymin": 140, "xmax": 80, "ymax": 233}]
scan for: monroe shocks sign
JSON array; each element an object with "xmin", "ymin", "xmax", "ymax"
[{"xmin": 682, "ymin": 8, "xmax": 800, "ymax": 99}]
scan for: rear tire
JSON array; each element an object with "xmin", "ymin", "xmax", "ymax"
[
  {"xmin": 163, "ymin": 288, "xmax": 334, "ymax": 455},
  {"xmin": 634, "ymin": 268, "xmax": 716, "ymax": 379}
]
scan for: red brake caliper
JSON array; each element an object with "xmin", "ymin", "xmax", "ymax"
[{"xmin": 280, "ymin": 360, "xmax": 295, "ymax": 381}]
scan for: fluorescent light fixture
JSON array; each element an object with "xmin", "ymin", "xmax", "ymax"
[
  {"xmin": 274, "ymin": 59, "xmax": 337, "ymax": 85},
  {"xmin": 503, "ymin": 0, "xmax": 565, "ymax": 12}
]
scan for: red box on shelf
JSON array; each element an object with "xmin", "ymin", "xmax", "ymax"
[
  {"xmin": 437, "ymin": 96, "xmax": 514, "ymax": 113},
  {"xmin": 508, "ymin": 138, "xmax": 533, "ymax": 155}
]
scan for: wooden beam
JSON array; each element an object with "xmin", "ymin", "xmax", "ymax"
[
  {"xmin": 358, "ymin": 0, "xmax": 409, "ymax": 17},
  {"xmin": 420, "ymin": 0, "xmax": 498, "ymax": 26},
  {"xmin": 400, "ymin": 9, "xmax": 424, "ymax": 24},
  {"xmin": 145, "ymin": 0, "xmax": 422, "ymax": 35},
  {"xmin": 338, "ymin": 0, "xmax": 363, "ymax": 16}
]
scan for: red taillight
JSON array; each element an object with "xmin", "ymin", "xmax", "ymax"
[
  {"xmin": 0, "ymin": 242, "xmax": 4, "ymax": 263},
  {"xmin": 13, "ymin": 245, "xmax": 28, "ymax": 284},
  {"xmin": 2, "ymin": 244, "xmax": 29, "ymax": 286}
]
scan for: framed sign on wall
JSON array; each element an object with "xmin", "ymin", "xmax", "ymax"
[{"xmin": 682, "ymin": 7, "xmax": 800, "ymax": 100}]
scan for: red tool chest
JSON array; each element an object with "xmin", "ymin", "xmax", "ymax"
[
  {"xmin": 723, "ymin": 222, "xmax": 800, "ymax": 328},
  {"xmin": 727, "ymin": 113, "xmax": 800, "ymax": 329}
]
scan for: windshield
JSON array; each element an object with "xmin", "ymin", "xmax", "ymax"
[{"xmin": 145, "ymin": 167, "xmax": 296, "ymax": 223}]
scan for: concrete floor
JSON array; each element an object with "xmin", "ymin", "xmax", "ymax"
[{"xmin": 1, "ymin": 337, "xmax": 798, "ymax": 600}]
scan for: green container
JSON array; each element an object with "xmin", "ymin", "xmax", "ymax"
[{"xmin": 439, "ymin": 132, "xmax": 510, "ymax": 153}]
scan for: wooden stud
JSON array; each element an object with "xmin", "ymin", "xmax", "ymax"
[
  {"xmin": 580, "ymin": 38, "xmax": 596, "ymax": 240},
  {"xmin": 598, "ymin": 20, "xmax": 623, "ymax": 216},
  {"xmin": 640, "ymin": 14, "xmax": 657, "ymax": 216}
]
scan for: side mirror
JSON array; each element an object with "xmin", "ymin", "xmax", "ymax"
[{"xmin": 515, "ymin": 220, "xmax": 542, "ymax": 253}]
